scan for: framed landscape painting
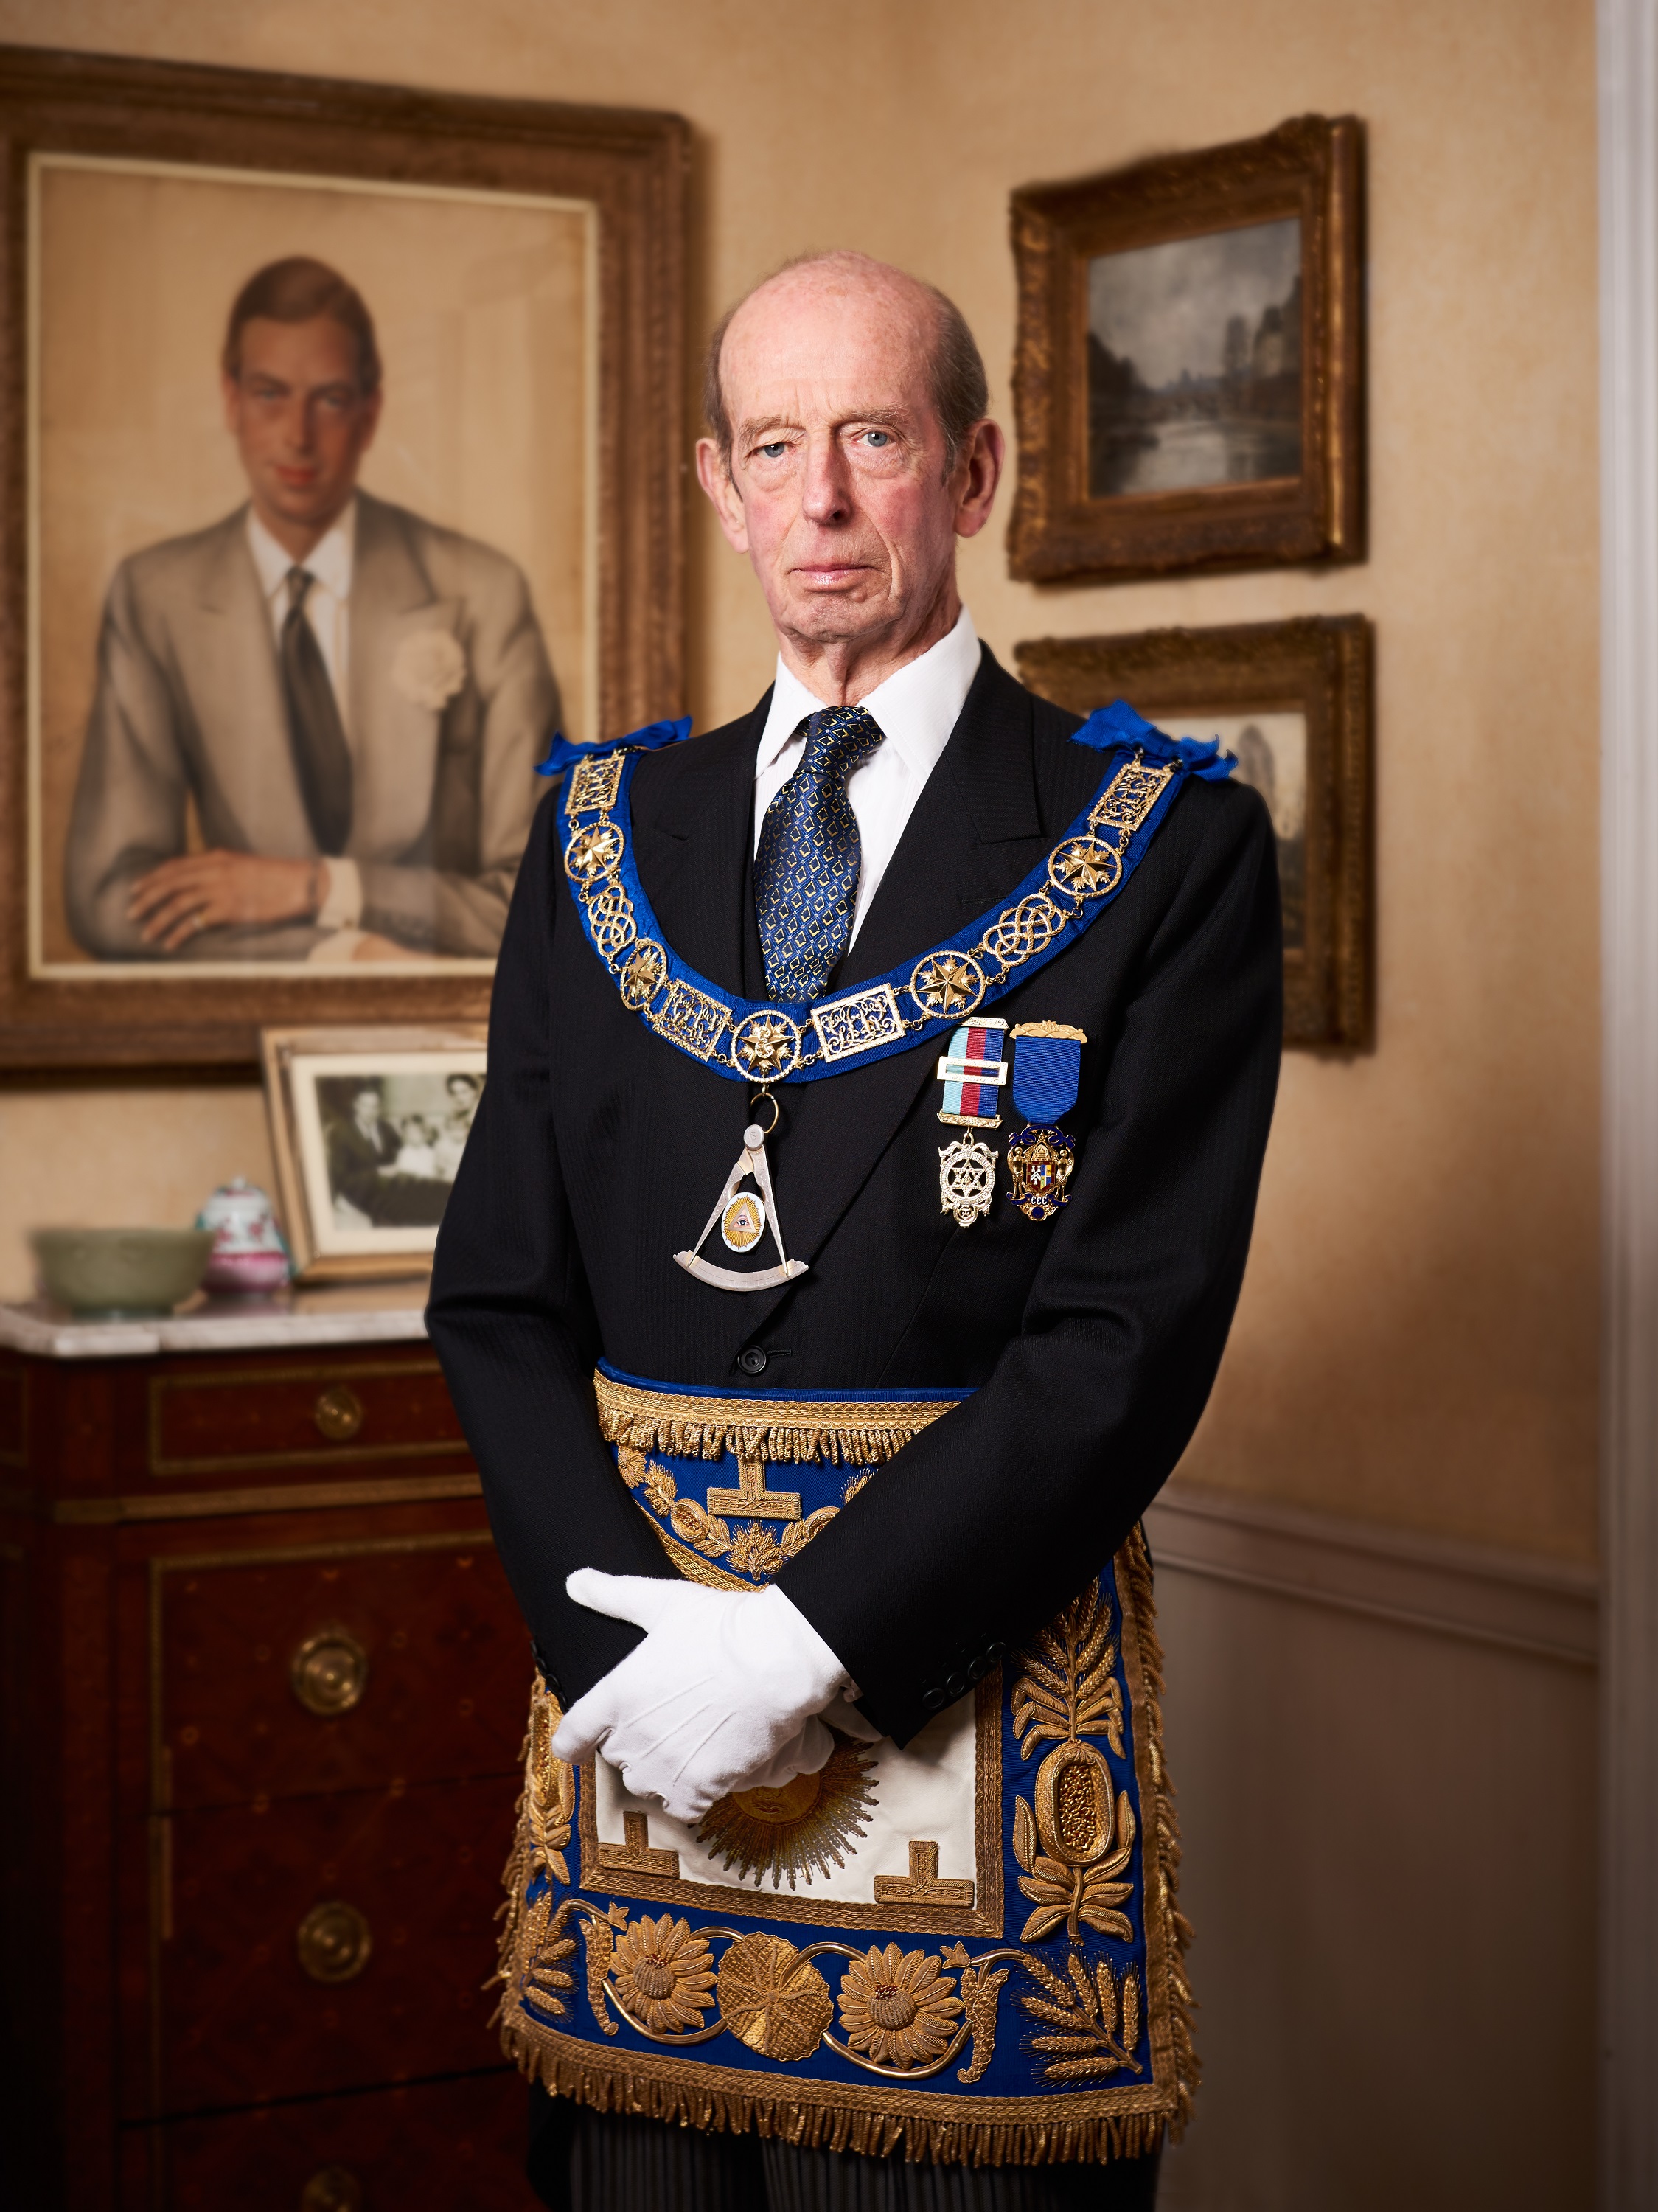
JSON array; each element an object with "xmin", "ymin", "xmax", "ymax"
[
  {"xmin": 1015, "ymin": 616, "xmax": 1373, "ymax": 1047},
  {"xmin": 0, "ymin": 46, "xmax": 687, "ymax": 1071},
  {"xmin": 1008, "ymin": 115, "xmax": 1363, "ymax": 585}
]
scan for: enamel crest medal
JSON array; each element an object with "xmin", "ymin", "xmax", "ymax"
[{"xmin": 1006, "ymin": 1023, "xmax": 1087, "ymax": 1222}]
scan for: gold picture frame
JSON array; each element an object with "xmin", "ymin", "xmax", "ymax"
[
  {"xmin": 0, "ymin": 45, "xmax": 687, "ymax": 1074},
  {"xmin": 260, "ymin": 1023, "xmax": 487, "ymax": 1281},
  {"xmin": 1008, "ymin": 114, "xmax": 1363, "ymax": 585},
  {"xmin": 1016, "ymin": 616, "xmax": 1373, "ymax": 1048}
]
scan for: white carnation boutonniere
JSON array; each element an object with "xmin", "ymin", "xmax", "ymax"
[{"xmin": 391, "ymin": 628, "xmax": 467, "ymax": 712}]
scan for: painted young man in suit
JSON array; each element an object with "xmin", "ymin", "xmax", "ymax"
[
  {"xmin": 428, "ymin": 252, "xmax": 1281, "ymax": 2210},
  {"xmin": 64, "ymin": 256, "xmax": 557, "ymax": 964}
]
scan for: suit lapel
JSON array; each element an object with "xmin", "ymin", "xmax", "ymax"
[
  {"xmin": 704, "ymin": 650, "xmax": 1047, "ymax": 1363},
  {"xmin": 630, "ymin": 697, "xmax": 769, "ymax": 998},
  {"xmin": 348, "ymin": 494, "xmax": 453, "ymax": 859}
]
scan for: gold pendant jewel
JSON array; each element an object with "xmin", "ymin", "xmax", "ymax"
[
  {"xmin": 938, "ymin": 1136, "xmax": 997, "ymax": 1228},
  {"xmin": 675, "ymin": 1115, "xmax": 808, "ymax": 1293},
  {"xmin": 1005, "ymin": 1123, "xmax": 1076, "ymax": 1222}
]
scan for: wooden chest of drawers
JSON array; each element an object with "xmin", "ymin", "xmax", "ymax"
[{"xmin": 0, "ymin": 1312, "xmax": 541, "ymax": 2212}]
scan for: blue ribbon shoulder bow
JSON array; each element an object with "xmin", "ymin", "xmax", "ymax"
[
  {"xmin": 1070, "ymin": 697, "xmax": 1236, "ymax": 782},
  {"xmin": 536, "ymin": 716, "xmax": 694, "ymax": 779}
]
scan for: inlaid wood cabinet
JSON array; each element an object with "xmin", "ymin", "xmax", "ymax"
[{"xmin": 0, "ymin": 1321, "xmax": 541, "ymax": 2211}]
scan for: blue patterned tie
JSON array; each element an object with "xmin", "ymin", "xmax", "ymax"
[{"xmin": 753, "ymin": 705, "xmax": 885, "ymax": 1002}]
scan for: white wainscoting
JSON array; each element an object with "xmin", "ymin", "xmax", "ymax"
[{"xmin": 1143, "ymin": 1484, "xmax": 1596, "ymax": 2212}]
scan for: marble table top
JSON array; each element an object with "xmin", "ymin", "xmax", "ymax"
[{"xmin": 0, "ymin": 1278, "xmax": 433, "ymax": 1360}]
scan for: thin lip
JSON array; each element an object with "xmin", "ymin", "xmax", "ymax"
[{"xmin": 791, "ymin": 562, "xmax": 876, "ymax": 582}]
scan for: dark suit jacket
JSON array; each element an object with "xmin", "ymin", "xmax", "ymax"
[
  {"xmin": 327, "ymin": 1115, "xmax": 402, "ymax": 1217},
  {"xmin": 427, "ymin": 649, "xmax": 1281, "ymax": 1747}
]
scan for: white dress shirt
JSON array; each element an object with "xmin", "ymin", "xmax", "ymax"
[
  {"xmin": 752, "ymin": 605, "xmax": 981, "ymax": 945},
  {"xmin": 245, "ymin": 502, "xmax": 363, "ymax": 943}
]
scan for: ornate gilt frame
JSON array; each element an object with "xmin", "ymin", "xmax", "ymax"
[
  {"xmin": 0, "ymin": 45, "xmax": 687, "ymax": 1073},
  {"xmin": 1016, "ymin": 616, "xmax": 1373, "ymax": 1048},
  {"xmin": 1008, "ymin": 114, "xmax": 1364, "ymax": 585}
]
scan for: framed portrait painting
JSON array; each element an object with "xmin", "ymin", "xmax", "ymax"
[
  {"xmin": 1015, "ymin": 616, "xmax": 1373, "ymax": 1047},
  {"xmin": 1008, "ymin": 115, "xmax": 1363, "ymax": 585},
  {"xmin": 0, "ymin": 46, "xmax": 687, "ymax": 1071},
  {"xmin": 260, "ymin": 1023, "xmax": 486, "ymax": 1281}
]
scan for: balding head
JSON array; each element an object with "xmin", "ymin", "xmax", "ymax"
[
  {"xmin": 694, "ymin": 251, "xmax": 1003, "ymax": 706},
  {"xmin": 703, "ymin": 252, "xmax": 989, "ymax": 477}
]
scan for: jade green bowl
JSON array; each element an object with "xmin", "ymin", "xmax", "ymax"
[{"xmin": 31, "ymin": 1228, "xmax": 215, "ymax": 1318}]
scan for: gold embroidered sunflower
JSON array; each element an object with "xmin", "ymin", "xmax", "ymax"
[
  {"xmin": 836, "ymin": 1943, "xmax": 962, "ymax": 2070},
  {"xmin": 608, "ymin": 1913, "xmax": 717, "ymax": 2034}
]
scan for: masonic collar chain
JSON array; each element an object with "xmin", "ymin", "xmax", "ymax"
[{"xmin": 547, "ymin": 701, "xmax": 1234, "ymax": 1291}]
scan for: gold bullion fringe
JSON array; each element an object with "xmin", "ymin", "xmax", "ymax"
[
  {"xmin": 1121, "ymin": 1524, "xmax": 1199, "ymax": 2140},
  {"xmin": 500, "ymin": 2034, "xmax": 1174, "ymax": 2168},
  {"xmin": 594, "ymin": 1371, "xmax": 957, "ymax": 1467}
]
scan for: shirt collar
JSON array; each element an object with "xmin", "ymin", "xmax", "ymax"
[
  {"xmin": 245, "ymin": 497, "xmax": 358, "ymax": 605},
  {"xmin": 756, "ymin": 604, "xmax": 981, "ymax": 780}
]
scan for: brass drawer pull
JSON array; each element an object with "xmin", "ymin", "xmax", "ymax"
[
  {"xmin": 313, "ymin": 1384, "xmax": 365, "ymax": 1443},
  {"xmin": 290, "ymin": 1627, "xmax": 369, "ymax": 1717},
  {"xmin": 301, "ymin": 2168, "xmax": 363, "ymax": 2212},
  {"xmin": 296, "ymin": 1899, "xmax": 372, "ymax": 1984}
]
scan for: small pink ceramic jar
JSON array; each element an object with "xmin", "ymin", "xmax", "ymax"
[{"xmin": 196, "ymin": 1178, "xmax": 292, "ymax": 1295}]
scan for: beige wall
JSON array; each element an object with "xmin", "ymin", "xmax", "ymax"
[{"xmin": 0, "ymin": 0, "xmax": 1600, "ymax": 1565}]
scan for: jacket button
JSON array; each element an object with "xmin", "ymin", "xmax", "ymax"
[
  {"xmin": 737, "ymin": 1347, "xmax": 769, "ymax": 1377},
  {"xmin": 984, "ymin": 1642, "xmax": 1006, "ymax": 1663},
  {"xmin": 920, "ymin": 1686, "xmax": 946, "ymax": 1711},
  {"xmin": 968, "ymin": 1654, "xmax": 989, "ymax": 1683},
  {"xmin": 944, "ymin": 1672, "xmax": 968, "ymax": 1700}
]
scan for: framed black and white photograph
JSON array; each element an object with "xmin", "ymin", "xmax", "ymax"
[
  {"xmin": 1008, "ymin": 114, "xmax": 1363, "ymax": 585},
  {"xmin": 260, "ymin": 1022, "xmax": 487, "ymax": 1280},
  {"xmin": 1015, "ymin": 616, "xmax": 1373, "ymax": 1047}
]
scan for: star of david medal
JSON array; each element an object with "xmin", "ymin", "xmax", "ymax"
[
  {"xmin": 934, "ymin": 1018, "xmax": 1006, "ymax": 1227},
  {"xmin": 675, "ymin": 1094, "xmax": 809, "ymax": 1294},
  {"xmin": 1005, "ymin": 1022, "xmax": 1087, "ymax": 1222}
]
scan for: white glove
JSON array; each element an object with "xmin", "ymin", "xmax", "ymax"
[{"xmin": 549, "ymin": 1568, "xmax": 878, "ymax": 1823}]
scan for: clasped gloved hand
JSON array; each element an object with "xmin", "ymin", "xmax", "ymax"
[{"xmin": 549, "ymin": 1568, "xmax": 880, "ymax": 1823}]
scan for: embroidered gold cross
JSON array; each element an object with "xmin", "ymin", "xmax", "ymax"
[
  {"xmin": 872, "ymin": 1839, "xmax": 975, "ymax": 1909},
  {"xmin": 705, "ymin": 1455, "xmax": 801, "ymax": 1522},
  {"xmin": 596, "ymin": 1811, "xmax": 680, "ymax": 1879}
]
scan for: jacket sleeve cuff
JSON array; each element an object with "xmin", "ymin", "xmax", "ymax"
[{"xmin": 316, "ymin": 856, "xmax": 363, "ymax": 929}]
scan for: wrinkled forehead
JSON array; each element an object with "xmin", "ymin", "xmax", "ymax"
[{"xmin": 722, "ymin": 274, "xmax": 938, "ymax": 427}]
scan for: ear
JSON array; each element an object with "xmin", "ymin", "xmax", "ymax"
[
  {"xmin": 696, "ymin": 436, "xmax": 750, "ymax": 554},
  {"xmin": 952, "ymin": 418, "xmax": 1006, "ymax": 542}
]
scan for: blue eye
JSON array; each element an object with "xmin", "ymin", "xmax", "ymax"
[
  {"xmin": 865, "ymin": 430, "xmax": 892, "ymax": 448},
  {"xmin": 759, "ymin": 441, "xmax": 787, "ymax": 460}
]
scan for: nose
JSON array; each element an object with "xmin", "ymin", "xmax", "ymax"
[{"xmin": 800, "ymin": 430, "xmax": 851, "ymax": 526}]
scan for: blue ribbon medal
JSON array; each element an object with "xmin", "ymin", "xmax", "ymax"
[{"xmin": 1006, "ymin": 1023, "xmax": 1087, "ymax": 1222}]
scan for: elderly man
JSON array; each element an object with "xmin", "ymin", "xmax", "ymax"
[
  {"xmin": 65, "ymin": 255, "xmax": 557, "ymax": 964},
  {"xmin": 428, "ymin": 251, "xmax": 1280, "ymax": 2211}
]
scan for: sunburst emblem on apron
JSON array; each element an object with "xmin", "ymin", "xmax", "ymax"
[{"xmin": 697, "ymin": 1733, "xmax": 879, "ymax": 1891}]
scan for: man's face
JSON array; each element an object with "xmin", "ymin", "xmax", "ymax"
[
  {"xmin": 353, "ymin": 1088, "xmax": 381, "ymax": 1128},
  {"xmin": 223, "ymin": 314, "xmax": 380, "ymax": 539},
  {"xmin": 696, "ymin": 271, "xmax": 999, "ymax": 663}
]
